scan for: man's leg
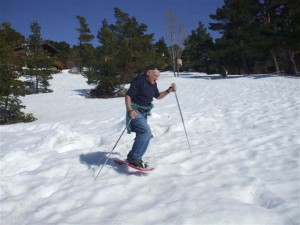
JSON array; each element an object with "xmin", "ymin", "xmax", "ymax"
[{"xmin": 127, "ymin": 112, "xmax": 152, "ymax": 161}]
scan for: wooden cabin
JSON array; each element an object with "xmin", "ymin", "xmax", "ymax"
[{"xmin": 14, "ymin": 43, "xmax": 66, "ymax": 70}]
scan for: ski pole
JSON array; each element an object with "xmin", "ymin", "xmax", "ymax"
[
  {"xmin": 94, "ymin": 118, "xmax": 132, "ymax": 180},
  {"xmin": 174, "ymin": 92, "xmax": 192, "ymax": 152}
]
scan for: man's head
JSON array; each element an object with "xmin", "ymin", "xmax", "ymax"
[{"xmin": 145, "ymin": 65, "xmax": 160, "ymax": 85}]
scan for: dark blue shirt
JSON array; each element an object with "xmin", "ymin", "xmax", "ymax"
[{"xmin": 126, "ymin": 75, "xmax": 160, "ymax": 107}]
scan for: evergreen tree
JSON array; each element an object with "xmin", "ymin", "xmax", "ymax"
[
  {"xmin": 87, "ymin": 8, "xmax": 162, "ymax": 97},
  {"xmin": 209, "ymin": 0, "xmax": 262, "ymax": 74},
  {"xmin": 182, "ymin": 22, "xmax": 213, "ymax": 73},
  {"xmin": 102, "ymin": 8, "xmax": 161, "ymax": 79},
  {"xmin": 26, "ymin": 21, "xmax": 53, "ymax": 93},
  {"xmin": 261, "ymin": 0, "xmax": 299, "ymax": 74},
  {"xmin": 0, "ymin": 22, "xmax": 35, "ymax": 124},
  {"xmin": 209, "ymin": 0, "xmax": 299, "ymax": 74},
  {"xmin": 76, "ymin": 16, "xmax": 94, "ymax": 72},
  {"xmin": 76, "ymin": 16, "xmax": 94, "ymax": 46}
]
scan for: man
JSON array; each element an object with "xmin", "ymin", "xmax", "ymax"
[{"xmin": 125, "ymin": 65, "xmax": 176, "ymax": 168}]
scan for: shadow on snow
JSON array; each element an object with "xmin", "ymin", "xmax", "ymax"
[
  {"xmin": 72, "ymin": 89, "xmax": 91, "ymax": 97},
  {"xmin": 79, "ymin": 151, "xmax": 149, "ymax": 177}
]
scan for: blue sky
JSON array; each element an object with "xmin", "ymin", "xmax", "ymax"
[{"xmin": 1, "ymin": 0, "xmax": 224, "ymax": 46}]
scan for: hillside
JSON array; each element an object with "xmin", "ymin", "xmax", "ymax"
[{"xmin": 0, "ymin": 70, "xmax": 299, "ymax": 225}]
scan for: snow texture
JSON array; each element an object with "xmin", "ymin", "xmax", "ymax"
[{"xmin": 0, "ymin": 70, "xmax": 299, "ymax": 225}]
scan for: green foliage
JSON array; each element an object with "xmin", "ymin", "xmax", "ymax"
[
  {"xmin": 83, "ymin": 57, "xmax": 124, "ymax": 98},
  {"xmin": 76, "ymin": 16, "xmax": 94, "ymax": 45},
  {"xmin": 182, "ymin": 22, "xmax": 214, "ymax": 73},
  {"xmin": 0, "ymin": 96, "xmax": 36, "ymax": 124},
  {"xmin": 26, "ymin": 21, "xmax": 53, "ymax": 93},
  {"xmin": 208, "ymin": 0, "xmax": 299, "ymax": 74},
  {"xmin": 76, "ymin": 16, "xmax": 95, "ymax": 72},
  {"xmin": 209, "ymin": 0, "xmax": 262, "ymax": 74},
  {"xmin": 85, "ymin": 8, "xmax": 165, "ymax": 98},
  {"xmin": 97, "ymin": 8, "xmax": 164, "ymax": 82},
  {"xmin": 0, "ymin": 22, "xmax": 36, "ymax": 124},
  {"xmin": 155, "ymin": 37, "xmax": 170, "ymax": 69},
  {"xmin": 81, "ymin": 43, "xmax": 98, "ymax": 69},
  {"xmin": 89, "ymin": 75, "xmax": 121, "ymax": 98}
]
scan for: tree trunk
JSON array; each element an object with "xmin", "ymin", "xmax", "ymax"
[
  {"xmin": 3, "ymin": 94, "xmax": 10, "ymax": 123},
  {"xmin": 241, "ymin": 52, "xmax": 250, "ymax": 75},
  {"xmin": 270, "ymin": 49, "xmax": 280, "ymax": 74},
  {"xmin": 35, "ymin": 75, "xmax": 39, "ymax": 94},
  {"xmin": 171, "ymin": 46, "xmax": 176, "ymax": 77},
  {"xmin": 286, "ymin": 49, "xmax": 298, "ymax": 75}
]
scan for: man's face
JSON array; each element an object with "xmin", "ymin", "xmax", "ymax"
[{"xmin": 147, "ymin": 69, "xmax": 160, "ymax": 85}]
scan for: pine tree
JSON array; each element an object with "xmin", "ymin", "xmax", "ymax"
[
  {"xmin": 261, "ymin": 0, "xmax": 299, "ymax": 74},
  {"xmin": 110, "ymin": 8, "xmax": 160, "ymax": 80},
  {"xmin": 155, "ymin": 37, "xmax": 169, "ymax": 68},
  {"xmin": 76, "ymin": 16, "xmax": 94, "ymax": 72},
  {"xmin": 209, "ymin": 0, "xmax": 299, "ymax": 74},
  {"xmin": 209, "ymin": 0, "xmax": 262, "ymax": 74},
  {"xmin": 0, "ymin": 22, "xmax": 36, "ymax": 124},
  {"xmin": 87, "ymin": 8, "xmax": 162, "ymax": 97},
  {"xmin": 26, "ymin": 21, "xmax": 53, "ymax": 93},
  {"xmin": 182, "ymin": 22, "xmax": 213, "ymax": 73}
]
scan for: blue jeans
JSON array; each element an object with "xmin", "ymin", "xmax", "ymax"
[{"xmin": 127, "ymin": 112, "xmax": 153, "ymax": 161}]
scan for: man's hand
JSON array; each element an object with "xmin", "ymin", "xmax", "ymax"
[
  {"xmin": 128, "ymin": 110, "xmax": 138, "ymax": 119},
  {"xmin": 168, "ymin": 83, "xmax": 176, "ymax": 92}
]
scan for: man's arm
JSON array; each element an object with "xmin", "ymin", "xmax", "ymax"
[
  {"xmin": 157, "ymin": 83, "xmax": 176, "ymax": 100},
  {"xmin": 157, "ymin": 89, "xmax": 171, "ymax": 100},
  {"xmin": 125, "ymin": 95, "xmax": 133, "ymax": 111},
  {"xmin": 125, "ymin": 95, "xmax": 138, "ymax": 118}
]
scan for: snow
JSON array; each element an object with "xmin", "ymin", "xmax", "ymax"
[{"xmin": 0, "ymin": 70, "xmax": 299, "ymax": 225}]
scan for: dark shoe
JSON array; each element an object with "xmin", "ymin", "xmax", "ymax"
[{"xmin": 126, "ymin": 159, "xmax": 148, "ymax": 168}]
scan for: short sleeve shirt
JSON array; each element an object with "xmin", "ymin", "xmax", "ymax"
[{"xmin": 126, "ymin": 75, "xmax": 160, "ymax": 107}]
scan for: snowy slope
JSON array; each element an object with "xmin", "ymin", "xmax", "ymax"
[{"xmin": 0, "ymin": 70, "xmax": 299, "ymax": 225}]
